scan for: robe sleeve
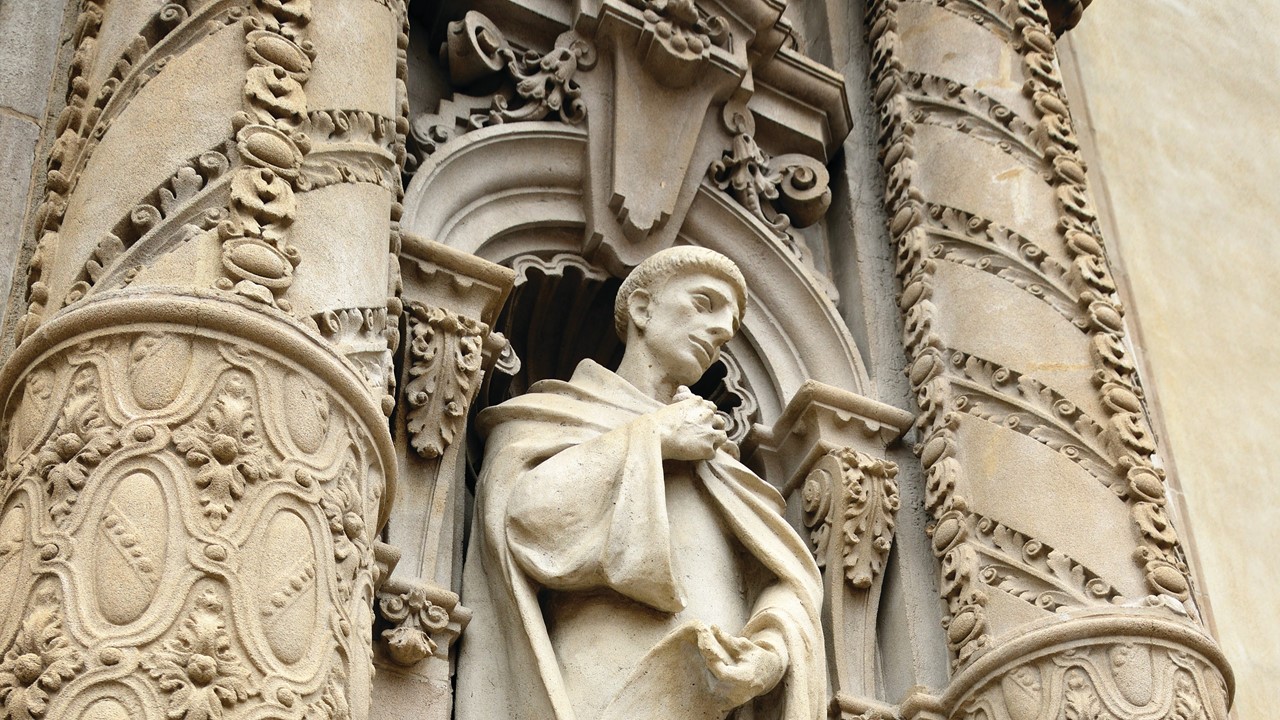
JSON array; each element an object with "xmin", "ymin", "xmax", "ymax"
[{"xmin": 503, "ymin": 413, "xmax": 685, "ymax": 613}]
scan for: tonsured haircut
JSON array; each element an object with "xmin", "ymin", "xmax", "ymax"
[{"xmin": 613, "ymin": 246, "xmax": 748, "ymax": 340}]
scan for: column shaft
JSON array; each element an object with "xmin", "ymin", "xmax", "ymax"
[
  {"xmin": 0, "ymin": 0, "xmax": 407, "ymax": 717},
  {"xmin": 866, "ymin": 0, "xmax": 1232, "ymax": 716}
]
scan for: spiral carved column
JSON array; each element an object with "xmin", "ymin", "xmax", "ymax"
[
  {"xmin": 0, "ymin": 0, "xmax": 406, "ymax": 718},
  {"xmin": 866, "ymin": 0, "xmax": 1233, "ymax": 718}
]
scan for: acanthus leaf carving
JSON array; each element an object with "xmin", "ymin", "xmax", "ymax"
[
  {"xmin": 0, "ymin": 587, "xmax": 84, "ymax": 720},
  {"xmin": 970, "ymin": 512, "xmax": 1124, "ymax": 612},
  {"xmin": 708, "ymin": 113, "xmax": 838, "ymax": 299},
  {"xmin": 22, "ymin": 368, "xmax": 121, "ymax": 525},
  {"xmin": 801, "ymin": 448, "xmax": 900, "ymax": 590},
  {"xmin": 404, "ymin": 303, "xmax": 487, "ymax": 459},
  {"xmin": 142, "ymin": 589, "xmax": 259, "ymax": 720},
  {"xmin": 172, "ymin": 373, "xmax": 280, "ymax": 529}
]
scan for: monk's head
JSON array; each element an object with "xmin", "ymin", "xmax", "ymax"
[{"xmin": 614, "ymin": 247, "xmax": 747, "ymax": 385}]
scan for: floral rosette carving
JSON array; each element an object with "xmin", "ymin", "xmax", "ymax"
[
  {"xmin": 172, "ymin": 373, "xmax": 279, "ymax": 529},
  {"xmin": 142, "ymin": 590, "xmax": 258, "ymax": 720},
  {"xmin": 21, "ymin": 368, "xmax": 120, "ymax": 525},
  {"xmin": 0, "ymin": 591, "xmax": 84, "ymax": 720}
]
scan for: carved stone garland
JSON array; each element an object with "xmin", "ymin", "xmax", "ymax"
[{"xmin": 214, "ymin": 1, "xmax": 315, "ymax": 310}]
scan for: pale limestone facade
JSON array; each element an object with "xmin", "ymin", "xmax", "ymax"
[{"xmin": 0, "ymin": 0, "xmax": 1262, "ymax": 719}]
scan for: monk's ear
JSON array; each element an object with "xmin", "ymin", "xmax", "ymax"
[{"xmin": 627, "ymin": 289, "xmax": 652, "ymax": 332}]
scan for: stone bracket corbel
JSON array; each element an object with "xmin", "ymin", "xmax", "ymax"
[
  {"xmin": 752, "ymin": 380, "xmax": 913, "ymax": 493},
  {"xmin": 391, "ymin": 234, "xmax": 516, "ymax": 590},
  {"xmin": 398, "ymin": 233, "xmax": 517, "ymax": 460},
  {"xmin": 582, "ymin": 0, "xmax": 746, "ymax": 263},
  {"xmin": 751, "ymin": 381, "xmax": 913, "ymax": 700},
  {"xmin": 372, "ymin": 542, "xmax": 471, "ymax": 668}
]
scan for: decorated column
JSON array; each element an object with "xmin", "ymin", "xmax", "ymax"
[
  {"xmin": 866, "ymin": 0, "xmax": 1232, "ymax": 718},
  {"xmin": 0, "ymin": 0, "xmax": 407, "ymax": 717}
]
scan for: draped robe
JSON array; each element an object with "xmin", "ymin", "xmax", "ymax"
[{"xmin": 455, "ymin": 360, "xmax": 826, "ymax": 720}]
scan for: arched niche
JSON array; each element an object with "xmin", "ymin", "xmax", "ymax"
[{"xmin": 401, "ymin": 120, "xmax": 870, "ymax": 426}]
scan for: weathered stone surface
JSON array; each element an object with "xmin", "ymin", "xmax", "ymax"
[
  {"xmin": 0, "ymin": 0, "xmax": 1248, "ymax": 718},
  {"xmin": 0, "ymin": 0, "xmax": 69, "ymax": 119},
  {"xmin": 0, "ymin": 116, "xmax": 39, "ymax": 315}
]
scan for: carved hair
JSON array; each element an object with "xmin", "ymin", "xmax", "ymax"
[{"xmin": 614, "ymin": 246, "xmax": 748, "ymax": 339}]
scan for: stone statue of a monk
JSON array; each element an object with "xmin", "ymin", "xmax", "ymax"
[{"xmin": 455, "ymin": 247, "xmax": 826, "ymax": 720}]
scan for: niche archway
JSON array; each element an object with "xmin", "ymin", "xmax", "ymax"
[{"xmin": 402, "ymin": 121, "xmax": 871, "ymax": 429}]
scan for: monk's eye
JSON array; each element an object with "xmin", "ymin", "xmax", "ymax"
[{"xmin": 692, "ymin": 294, "xmax": 712, "ymax": 312}]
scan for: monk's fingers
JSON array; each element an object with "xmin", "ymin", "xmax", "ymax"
[
  {"xmin": 696, "ymin": 624, "xmax": 732, "ymax": 664},
  {"xmin": 712, "ymin": 626, "xmax": 759, "ymax": 658}
]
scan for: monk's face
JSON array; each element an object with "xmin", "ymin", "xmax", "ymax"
[{"xmin": 636, "ymin": 272, "xmax": 740, "ymax": 385}]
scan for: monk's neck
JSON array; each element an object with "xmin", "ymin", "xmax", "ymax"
[{"xmin": 615, "ymin": 351, "xmax": 678, "ymax": 403}]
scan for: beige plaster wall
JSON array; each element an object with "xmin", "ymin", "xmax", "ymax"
[{"xmin": 1063, "ymin": 5, "xmax": 1280, "ymax": 718}]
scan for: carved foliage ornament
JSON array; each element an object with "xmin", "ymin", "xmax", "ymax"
[
  {"xmin": 172, "ymin": 373, "xmax": 280, "ymax": 529},
  {"xmin": 21, "ymin": 0, "xmax": 231, "ymax": 337},
  {"xmin": 0, "ymin": 588, "xmax": 84, "ymax": 719},
  {"xmin": 404, "ymin": 303, "xmax": 488, "ymax": 459},
  {"xmin": 141, "ymin": 590, "xmax": 258, "ymax": 720},
  {"xmin": 709, "ymin": 114, "xmax": 833, "ymax": 264},
  {"xmin": 0, "ymin": 325, "xmax": 388, "ymax": 716},
  {"xmin": 409, "ymin": 14, "xmax": 596, "ymax": 163},
  {"xmin": 959, "ymin": 639, "xmax": 1228, "ymax": 720},
  {"xmin": 375, "ymin": 583, "xmax": 464, "ymax": 666},
  {"xmin": 801, "ymin": 448, "xmax": 900, "ymax": 589}
]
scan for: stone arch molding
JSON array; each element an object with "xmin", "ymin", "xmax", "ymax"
[{"xmin": 401, "ymin": 121, "xmax": 870, "ymax": 421}]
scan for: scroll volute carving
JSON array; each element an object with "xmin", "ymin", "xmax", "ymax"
[{"xmin": 752, "ymin": 380, "xmax": 912, "ymax": 699}]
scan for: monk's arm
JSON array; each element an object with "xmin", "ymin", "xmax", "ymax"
[{"xmin": 504, "ymin": 415, "xmax": 668, "ymax": 591}]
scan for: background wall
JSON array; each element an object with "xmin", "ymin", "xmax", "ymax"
[{"xmin": 1061, "ymin": 4, "xmax": 1280, "ymax": 717}]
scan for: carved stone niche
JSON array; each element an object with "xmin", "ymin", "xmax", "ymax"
[
  {"xmin": 752, "ymin": 381, "xmax": 914, "ymax": 710},
  {"xmin": 371, "ymin": 233, "xmax": 513, "ymax": 720}
]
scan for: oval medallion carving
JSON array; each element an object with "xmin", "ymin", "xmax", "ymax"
[
  {"xmin": 80, "ymin": 698, "xmax": 133, "ymax": 720},
  {"xmin": 0, "ymin": 493, "xmax": 31, "ymax": 625},
  {"xmin": 9, "ymin": 368, "xmax": 55, "ymax": 455},
  {"xmin": 129, "ymin": 334, "xmax": 193, "ymax": 410},
  {"xmin": 256, "ymin": 509, "xmax": 319, "ymax": 664},
  {"xmin": 94, "ymin": 471, "xmax": 168, "ymax": 625},
  {"xmin": 282, "ymin": 373, "xmax": 330, "ymax": 453}
]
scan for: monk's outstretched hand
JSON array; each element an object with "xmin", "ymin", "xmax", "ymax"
[
  {"xmin": 694, "ymin": 623, "xmax": 787, "ymax": 709},
  {"xmin": 652, "ymin": 387, "xmax": 728, "ymax": 461}
]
